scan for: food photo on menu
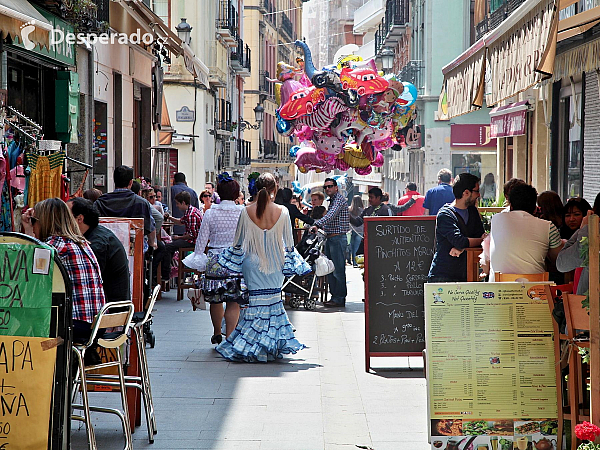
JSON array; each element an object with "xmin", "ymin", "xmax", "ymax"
[
  {"xmin": 429, "ymin": 435, "xmax": 513, "ymax": 450},
  {"xmin": 513, "ymin": 420, "xmax": 558, "ymax": 450}
]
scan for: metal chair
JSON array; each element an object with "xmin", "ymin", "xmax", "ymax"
[
  {"xmin": 71, "ymin": 301, "xmax": 135, "ymax": 450},
  {"xmin": 83, "ymin": 286, "xmax": 161, "ymax": 443}
]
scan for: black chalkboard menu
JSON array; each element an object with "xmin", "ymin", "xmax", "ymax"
[{"xmin": 364, "ymin": 216, "xmax": 436, "ymax": 371}]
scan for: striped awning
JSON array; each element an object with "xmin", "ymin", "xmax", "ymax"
[{"xmin": 0, "ymin": 0, "xmax": 52, "ymax": 49}]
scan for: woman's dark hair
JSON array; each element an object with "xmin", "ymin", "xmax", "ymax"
[
  {"xmin": 564, "ymin": 197, "xmax": 591, "ymax": 216},
  {"xmin": 216, "ymin": 178, "xmax": 240, "ymax": 201},
  {"xmin": 537, "ymin": 191, "xmax": 563, "ymax": 228},
  {"xmin": 452, "ymin": 173, "xmax": 480, "ymax": 199},
  {"xmin": 256, "ymin": 173, "xmax": 277, "ymax": 220},
  {"xmin": 83, "ymin": 188, "xmax": 102, "ymax": 203},
  {"xmin": 69, "ymin": 197, "xmax": 100, "ymax": 228},
  {"xmin": 594, "ymin": 192, "xmax": 600, "ymax": 214}
]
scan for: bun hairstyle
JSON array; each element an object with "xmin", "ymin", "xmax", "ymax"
[{"xmin": 255, "ymin": 173, "xmax": 277, "ymax": 219}]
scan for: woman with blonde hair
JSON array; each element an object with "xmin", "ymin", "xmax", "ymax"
[
  {"xmin": 22, "ymin": 198, "xmax": 106, "ymax": 363},
  {"xmin": 217, "ymin": 173, "xmax": 310, "ymax": 362}
]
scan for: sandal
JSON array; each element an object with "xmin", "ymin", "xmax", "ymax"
[{"xmin": 211, "ymin": 334, "xmax": 223, "ymax": 344}]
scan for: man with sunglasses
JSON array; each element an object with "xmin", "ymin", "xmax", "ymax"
[
  {"xmin": 309, "ymin": 178, "xmax": 349, "ymax": 307},
  {"xmin": 428, "ymin": 172, "xmax": 486, "ymax": 283}
]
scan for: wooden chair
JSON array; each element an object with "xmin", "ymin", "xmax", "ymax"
[
  {"xmin": 545, "ymin": 284, "xmax": 573, "ymax": 450},
  {"xmin": 562, "ymin": 293, "xmax": 591, "ymax": 449},
  {"xmin": 495, "ymin": 272, "xmax": 549, "ymax": 282},
  {"xmin": 177, "ymin": 247, "xmax": 201, "ymax": 301}
]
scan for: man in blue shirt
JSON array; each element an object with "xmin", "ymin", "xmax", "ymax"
[
  {"xmin": 423, "ymin": 168, "xmax": 455, "ymax": 216},
  {"xmin": 428, "ymin": 172, "xmax": 485, "ymax": 283},
  {"xmin": 171, "ymin": 172, "xmax": 199, "ymax": 234}
]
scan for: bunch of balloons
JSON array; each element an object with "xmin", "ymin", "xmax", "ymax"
[{"xmin": 273, "ymin": 41, "xmax": 418, "ymax": 175}]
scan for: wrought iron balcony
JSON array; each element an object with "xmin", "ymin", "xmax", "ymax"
[
  {"xmin": 215, "ymin": 99, "xmax": 232, "ymax": 134},
  {"xmin": 259, "ymin": 70, "xmax": 274, "ymax": 98},
  {"xmin": 261, "ymin": 140, "xmax": 278, "ymax": 160},
  {"xmin": 475, "ymin": 16, "xmax": 488, "ymax": 41},
  {"xmin": 399, "ymin": 61, "xmax": 424, "ymax": 95},
  {"xmin": 489, "ymin": 1, "xmax": 508, "ymax": 29},
  {"xmin": 375, "ymin": 0, "xmax": 409, "ymax": 54},
  {"xmin": 235, "ymin": 139, "xmax": 251, "ymax": 166},
  {"xmin": 260, "ymin": 0, "xmax": 276, "ymax": 19},
  {"xmin": 216, "ymin": 0, "xmax": 238, "ymax": 46},
  {"xmin": 231, "ymin": 37, "xmax": 251, "ymax": 76},
  {"xmin": 280, "ymin": 12, "xmax": 294, "ymax": 40}
]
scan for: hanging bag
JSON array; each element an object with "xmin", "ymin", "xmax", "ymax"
[{"xmin": 314, "ymin": 253, "xmax": 335, "ymax": 277}]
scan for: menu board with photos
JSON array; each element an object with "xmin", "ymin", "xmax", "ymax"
[{"xmin": 425, "ymin": 283, "xmax": 558, "ymax": 450}]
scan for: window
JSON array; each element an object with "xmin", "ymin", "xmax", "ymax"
[
  {"xmin": 557, "ymin": 83, "xmax": 583, "ymax": 199},
  {"xmin": 152, "ymin": 0, "xmax": 169, "ymax": 27}
]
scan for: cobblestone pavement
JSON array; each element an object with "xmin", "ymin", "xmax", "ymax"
[{"xmin": 71, "ymin": 266, "xmax": 430, "ymax": 450}]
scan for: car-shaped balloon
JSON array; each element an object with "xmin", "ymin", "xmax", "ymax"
[
  {"xmin": 340, "ymin": 67, "xmax": 388, "ymax": 96},
  {"xmin": 279, "ymin": 86, "xmax": 327, "ymax": 120}
]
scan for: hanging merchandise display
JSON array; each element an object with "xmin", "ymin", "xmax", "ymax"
[
  {"xmin": 270, "ymin": 40, "xmax": 419, "ymax": 174},
  {"xmin": 0, "ymin": 106, "xmax": 92, "ymax": 231}
]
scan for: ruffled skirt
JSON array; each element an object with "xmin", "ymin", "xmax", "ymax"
[
  {"xmin": 216, "ymin": 288, "xmax": 305, "ymax": 362},
  {"xmin": 200, "ymin": 251, "xmax": 249, "ymax": 305}
]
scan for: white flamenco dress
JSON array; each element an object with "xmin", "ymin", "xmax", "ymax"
[{"xmin": 217, "ymin": 207, "xmax": 311, "ymax": 362}]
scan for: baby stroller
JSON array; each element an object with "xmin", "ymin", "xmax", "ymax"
[{"xmin": 283, "ymin": 228, "xmax": 327, "ymax": 310}]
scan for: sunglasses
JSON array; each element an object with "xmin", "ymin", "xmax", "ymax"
[
  {"xmin": 202, "ymin": 195, "xmax": 211, "ymax": 198},
  {"xmin": 323, "ymin": 184, "xmax": 335, "ymax": 189},
  {"xmin": 148, "ymin": 195, "xmax": 156, "ymax": 199}
]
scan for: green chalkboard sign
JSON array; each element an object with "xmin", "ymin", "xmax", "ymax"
[{"xmin": 0, "ymin": 243, "xmax": 54, "ymax": 337}]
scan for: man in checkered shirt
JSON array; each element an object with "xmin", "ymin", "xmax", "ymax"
[
  {"xmin": 160, "ymin": 191, "xmax": 202, "ymax": 281},
  {"xmin": 310, "ymin": 178, "xmax": 349, "ymax": 307}
]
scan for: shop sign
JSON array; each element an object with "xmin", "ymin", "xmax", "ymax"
[
  {"xmin": 176, "ymin": 106, "xmax": 195, "ymax": 122},
  {"xmin": 450, "ymin": 124, "xmax": 497, "ymax": 148},
  {"xmin": 12, "ymin": 7, "xmax": 75, "ymax": 66},
  {"xmin": 490, "ymin": 102, "xmax": 528, "ymax": 138}
]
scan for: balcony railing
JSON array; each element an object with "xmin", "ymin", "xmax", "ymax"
[
  {"xmin": 261, "ymin": 140, "xmax": 278, "ymax": 160},
  {"xmin": 263, "ymin": 0, "xmax": 275, "ymax": 23},
  {"xmin": 280, "ymin": 11, "xmax": 294, "ymax": 39},
  {"xmin": 399, "ymin": 61, "xmax": 424, "ymax": 95},
  {"xmin": 475, "ymin": 16, "xmax": 488, "ymax": 41},
  {"xmin": 215, "ymin": 99, "xmax": 232, "ymax": 132},
  {"xmin": 475, "ymin": 0, "xmax": 526, "ymax": 38},
  {"xmin": 236, "ymin": 139, "xmax": 251, "ymax": 166},
  {"xmin": 216, "ymin": 0, "xmax": 238, "ymax": 39},
  {"xmin": 375, "ymin": 0, "xmax": 409, "ymax": 55},
  {"xmin": 231, "ymin": 37, "xmax": 251, "ymax": 73},
  {"xmin": 259, "ymin": 70, "xmax": 274, "ymax": 98}
]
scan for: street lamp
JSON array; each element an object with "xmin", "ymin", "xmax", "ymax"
[
  {"xmin": 381, "ymin": 47, "xmax": 395, "ymax": 73},
  {"xmin": 239, "ymin": 104, "xmax": 264, "ymax": 131},
  {"xmin": 176, "ymin": 18, "xmax": 192, "ymax": 45}
]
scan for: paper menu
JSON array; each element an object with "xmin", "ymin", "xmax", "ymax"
[{"xmin": 425, "ymin": 283, "xmax": 557, "ymax": 420}]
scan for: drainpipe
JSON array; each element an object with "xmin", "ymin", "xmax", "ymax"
[{"xmin": 87, "ymin": 45, "xmax": 95, "ymax": 190}]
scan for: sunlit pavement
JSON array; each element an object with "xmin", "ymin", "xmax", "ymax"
[{"xmin": 71, "ymin": 266, "xmax": 430, "ymax": 450}]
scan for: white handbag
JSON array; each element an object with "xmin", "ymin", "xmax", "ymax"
[
  {"xmin": 187, "ymin": 288, "xmax": 206, "ymax": 311},
  {"xmin": 314, "ymin": 254, "xmax": 335, "ymax": 277}
]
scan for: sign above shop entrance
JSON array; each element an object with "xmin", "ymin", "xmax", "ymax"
[
  {"xmin": 176, "ymin": 106, "xmax": 195, "ymax": 122},
  {"xmin": 489, "ymin": 101, "xmax": 529, "ymax": 138},
  {"xmin": 450, "ymin": 124, "xmax": 497, "ymax": 148}
]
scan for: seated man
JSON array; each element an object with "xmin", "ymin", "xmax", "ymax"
[
  {"xmin": 489, "ymin": 183, "xmax": 564, "ymax": 281},
  {"xmin": 68, "ymin": 197, "xmax": 130, "ymax": 303},
  {"xmin": 161, "ymin": 191, "xmax": 202, "ymax": 280},
  {"xmin": 428, "ymin": 173, "xmax": 486, "ymax": 283}
]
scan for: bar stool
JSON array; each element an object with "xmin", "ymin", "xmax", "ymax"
[
  {"xmin": 83, "ymin": 286, "xmax": 161, "ymax": 443},
  {"xmin": 495, "ymin": 272, "xmax": 549, "ymax": 282},
  {"xmin": 71, "ymin": 301, "xmax": 135, "ymax": 450}
]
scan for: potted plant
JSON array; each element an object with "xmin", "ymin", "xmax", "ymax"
[{"xmin": 575, "ymin": 421, "xmax": 600, "ymax": 449}]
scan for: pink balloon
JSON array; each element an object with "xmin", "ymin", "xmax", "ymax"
[
  {"xmin": 371, "ymin": 151, "xmax": 384, "ymax": 167},
  {"xmin": 355, "ymin": 166, "xmax": 373, "ymax": 175},
  {"xmin": 295, "ymin": 147, "xmax": 333, "ymax": 173},
  {"xmin": 313, "ymin": 131, "xmax": 345, "ymax": 155}
]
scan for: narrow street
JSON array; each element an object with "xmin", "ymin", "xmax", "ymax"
[{"xmin": 71, "ymin": 266, "xmax": 429, "ymax": 450}]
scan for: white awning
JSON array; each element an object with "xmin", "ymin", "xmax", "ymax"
[{"xmin": 182, "ymin": 42, "xmax": 210, "ymax": 89}]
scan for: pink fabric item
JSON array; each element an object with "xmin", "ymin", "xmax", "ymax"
[
  {"xmin": 9, "ymin": 165, "xmax": 24, "ymax": 191},
  {"xmin": 573, "ymin": 267, "xmax": 583, "ymax": 294}
]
